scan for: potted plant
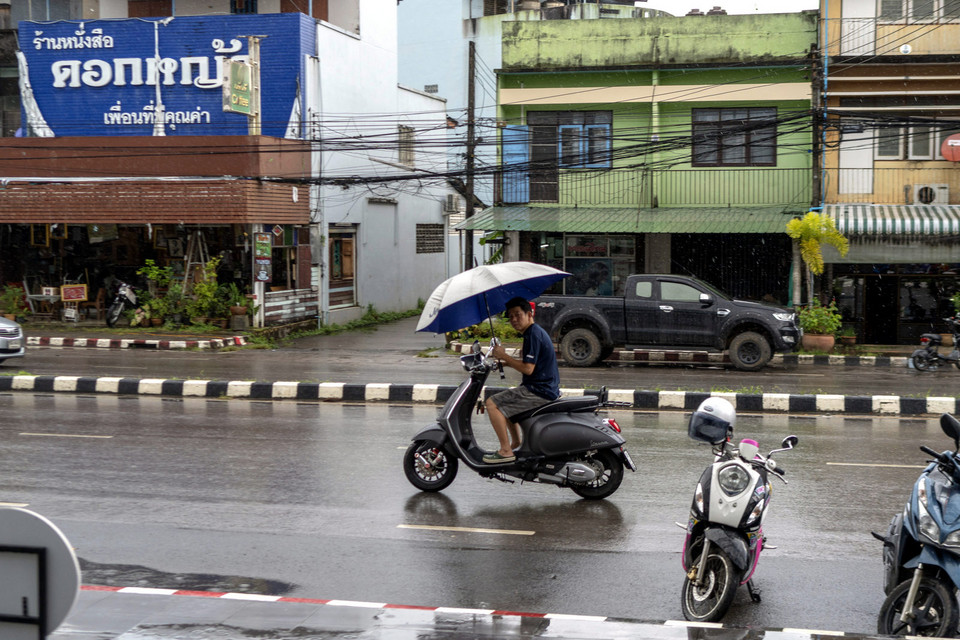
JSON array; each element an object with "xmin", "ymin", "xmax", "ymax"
[
  {"xmin": 798, "ymin": 298, "xmax": 843, "ymax": 351},
  {"xmin": 838, "ymin": 325, "xmax": 857, "ymax": 347},
  {"xmin": 0, "ymin": 285, "xmax": 28, "ymax": 320},
  {"xmin": 164, "ymin": 282, "xmax": 185, "ymax": 325},
  {"xmin": 221, "ymin": 283, "xmax": 249, "ymax": 316},
  {"xmin": 146, "ymin": 296, "xmax": 168, "ymax": 326}
]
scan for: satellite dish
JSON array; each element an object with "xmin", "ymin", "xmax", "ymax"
[{"xmin": 0, "ymin": 508, "xmax": 80, "ymax": 639}]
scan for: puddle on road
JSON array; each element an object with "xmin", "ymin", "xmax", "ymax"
[
  {"xmin": 122, "ymin": 625, "xmax": 343, "ymax": 639},
  {"xmin": 79, "ymin": 558, "xmax": 297, "ymax": 594}
]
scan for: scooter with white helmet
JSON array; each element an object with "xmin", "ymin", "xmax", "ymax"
[{"xmin": 679, "ymin": 397, "xmax": 799, "ymax": 622}]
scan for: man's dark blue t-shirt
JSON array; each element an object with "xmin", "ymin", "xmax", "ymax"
[{"xmin": 521, "ymin": 322, "xmax": 560, "ymax": 401}]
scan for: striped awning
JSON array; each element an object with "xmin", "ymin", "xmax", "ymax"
[{"xmin": 826, "ymin": 204, "xmax": 960, "ymax": 236}]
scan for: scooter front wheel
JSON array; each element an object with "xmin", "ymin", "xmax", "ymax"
[
  {"xmin": 913, "ymin": 352, "xmax": 937, "ymax": 372},
  {"xmin": 878, "ymin": 576, "xmax": 958, "ymax": 637},
  {"xmin": 403, "ymin": 440, "xmax": 458, "ymax": 492},
  {"xmin": 569, "ymin": 449, "xmax": 624, "ymax": 500},
  {"xmin": 105, "ymin": 302, "xmax": 124, "ymax": 328},
  {"xmin": 681, "ymin": 549, "xmax": 738, "ymax": 623}
]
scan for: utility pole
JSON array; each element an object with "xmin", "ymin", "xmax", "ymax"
[{"xmin": 464, "ymin": 40, "xmax": 476, "ymax": 270}]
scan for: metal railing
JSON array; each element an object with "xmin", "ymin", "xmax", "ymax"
[{"xmin": 498, "ymin": 167, "xmax": 812, "ymax": 208}]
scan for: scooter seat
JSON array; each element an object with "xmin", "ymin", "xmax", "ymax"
[{"xmin": 511, "ymin": 395, "xmax": 599, "ymax": 422}]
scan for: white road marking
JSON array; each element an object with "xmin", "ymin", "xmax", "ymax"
[
  {"xmin": 782, "ymin": 628, "xmax": 845, "ymax": 636},
  {"xmin": 398, "ymin": 524, "xmax": 535, "ymax": 536},
  {"xmin": 0, "ymin": 503, "xmax": 29, "ymax": 508},
  {"xmin": 827, "ymin": 462, "xmax": 923, "ymax": 469},
  {"xmin": 20, "ymin": 433, "xmax": 113, "ymax": 439}
]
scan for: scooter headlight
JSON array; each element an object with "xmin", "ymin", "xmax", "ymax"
[
  {"xmin": 693, "ymin": 482, "xmax": 704, "ymax": 515},
  {"xmin": 918, "ymin": 499, "xmax": 941, "ymax": 543},
  {"xmin": 944, "ymin": 531, "xmax": 960, "ymax": 549},
  {"xmin": 718, "ymin": 463, "xmax": 750, "ymax": 497},
  {"xmin": 744, "ymin": 482, "xmax": 770, "ymax": 526}
]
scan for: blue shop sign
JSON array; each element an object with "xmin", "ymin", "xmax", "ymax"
[{"xmin": 19, "ymin": 13, "xmax": 313, "ymax": 138}]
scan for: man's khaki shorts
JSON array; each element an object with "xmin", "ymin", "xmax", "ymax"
[{"xmin": 490, "ymin": 386, "xmax": 551, "ymax": 421}]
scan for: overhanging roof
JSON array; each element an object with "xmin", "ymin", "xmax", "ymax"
[
  {"xmin": 457, "ymin": 206, "xmax": 803, "ymax": 234},
  {"xmin": 825, "ymin": 204, "xmax": 960, "ymax": 236}
]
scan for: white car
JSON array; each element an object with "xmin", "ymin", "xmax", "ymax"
[{"xmin": 0, "ymin": 316, "xmax": 25, "ymax": 364}]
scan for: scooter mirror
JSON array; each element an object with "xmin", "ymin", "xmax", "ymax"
[
  {"xmin": 940, "ymin": 413, "xmax": 960, "ymax": 450},
  {"xmin": 781, "ymin": 435, "xmax": 799, "ymax": 449},
  {"xmin": 471, "ymin": 340, "xmax": 481, "ymax": 355}
]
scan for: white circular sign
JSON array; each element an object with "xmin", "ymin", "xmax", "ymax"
[
  {"xmin": 900, "ymin": 44, "xmax": 912, "ymax": 54},
  {"xmin": 0, "ymin": 508, "xmax": 80, "ymax": 636}
]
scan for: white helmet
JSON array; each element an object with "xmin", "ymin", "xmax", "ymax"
[{"xmin": 688, "ymin": 397, "xmax": 736, "ymax": 445}]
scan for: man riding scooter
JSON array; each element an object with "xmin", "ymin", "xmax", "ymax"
[{"xmin": 484, "ymin": 297, "xmax": 559, "ymax": 464}]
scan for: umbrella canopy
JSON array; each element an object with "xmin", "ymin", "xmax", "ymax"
[{"xmin": 417, "ymin": 261, "xmax": 570, "ymax": 334}]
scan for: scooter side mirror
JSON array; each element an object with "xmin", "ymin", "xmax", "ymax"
[
  {"xmin": 940, "ymin": 413, "xmax": 960, "ymax": 450},
  {"xmin": 471, "ymin": 340, "xmax": 482, "ymax": 355},
  {"xmin": 781, "ymin": 435, "xmax": 799, "ymax": 449}
]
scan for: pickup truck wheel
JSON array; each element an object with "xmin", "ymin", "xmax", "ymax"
[
  {"xmin": 729, "ymin": 331, "xmax": 772, "ymax": 371},
  {"xmin": 560, "ymin": 328, "xmax": 602, "ymax": 367}
]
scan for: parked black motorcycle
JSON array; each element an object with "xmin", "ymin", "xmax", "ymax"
[
  {"xmin": 402, "ymin": 340, "xmax": 636, "ymax": 500},
  {"xmin": 912, "ymin": 317, "xmax": 960, "ymax": 372},
  {"xmin": 105, "ymin": 281, "xmax": 137, "ymax": 327}
]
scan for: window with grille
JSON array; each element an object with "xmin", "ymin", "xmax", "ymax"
[
  {"xmin": 231, "ymin": 0, "xmax": 258, "ymax": 14},
  {"xmin": 484, "ymin": 0, "xmax": 510, "ymax": 16},
  {"xmin": 416, "ymin": 224, "xmax": 444, "ymax": 254},
  {"xmin": 692, "ymin": 107, "xmax": 777, "ymax": 167},
  {"xmin": 879, "ymin": 0, "xmax": 960, "ymax": 22}
]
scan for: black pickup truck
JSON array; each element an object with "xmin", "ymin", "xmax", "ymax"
[{"xmin": 534, "ymin": 274, "xmax": 801, "ymax": 371}]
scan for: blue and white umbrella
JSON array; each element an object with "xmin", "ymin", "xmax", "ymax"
[{"xmin": 416, "ymin": 261, "xmax": 570, "ymax": 334}]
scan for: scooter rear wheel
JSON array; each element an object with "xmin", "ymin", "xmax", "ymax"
[
  {"xmin": 106, "ymin": 302, "xmax": 124, "ymax": 328},
  {"xmin": 913, "ymin": 352, "xmax": 937, "ymax": 372},
  {"xmin": 403, "ymin": 440, "xmax": 458, "ymax": 492},
  {"xmin": 680, "ymin": 549, "xmax": 739, "ymax": 623},
  {"xmin": 569, "ymin": 449, "xmax": 623, "ymax": 500},
  {"xmin": 878, "ymin": 576, "xmax": 958, "ymax": 637}
]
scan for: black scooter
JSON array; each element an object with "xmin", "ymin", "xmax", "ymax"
[
  {"xmin": 105, "ymin": 281, "xmax": 138, "ymax": 328},
  {"xmin": 912, "ymin": 317, "xmax": 960, "ymax": 372},
  {"xmin": 403, "ymin": 340, "xmax": 636, "ymax": 500}
]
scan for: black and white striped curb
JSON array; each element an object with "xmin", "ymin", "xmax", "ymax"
[
  {"xmin": 81, "ymin": 585, "xmax": 856, "ymax": 638},
  {"xmin": 0, "ymin": 374, "xmax": 953, "ymax": 415},
  {"xmin": 449, "ymin": 341, "xmax": 911, "ymax": 367},
  {"xmin": 27, "ymin": 336, "xmax": 247, "ymax": 350}
]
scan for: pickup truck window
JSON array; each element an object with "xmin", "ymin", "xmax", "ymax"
[
  {"xmin": 635, "ymin": 281, "xmax": 653, "ymax": 298},
  {"xmin": 662, "ymin": 282, "xmax": 702, "ymax": 302}
]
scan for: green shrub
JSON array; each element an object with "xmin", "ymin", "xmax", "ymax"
[{"xmin": 798, "ymin": 299, "xmax": 842, "ymax": 335}]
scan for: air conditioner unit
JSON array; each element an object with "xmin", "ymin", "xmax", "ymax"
[
  {"xmin": 913, "ymin": 183, "xmax": 950, "ymax": 205},
  {"xmin": 443, "ymin": 194, "xmax": 462, "ymax": 213}
]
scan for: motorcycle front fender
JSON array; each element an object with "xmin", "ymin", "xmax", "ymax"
[
  {"xmin": 412, "ymin": 423, "xmax": 450, "ymax": 448},
  {"xmin": 704, "ymin": 527, "xmax": 750, "ymax": 572},
  {"xmin": 911, "ymin": 544, "xmax": 960, "ymax": 589}
]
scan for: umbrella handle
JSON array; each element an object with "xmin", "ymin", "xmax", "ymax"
[{"xmin": 489, "ymin": 337, "xmax": 506, "ymax": 379}]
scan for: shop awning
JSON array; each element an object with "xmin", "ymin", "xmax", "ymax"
[
  {"xmin": 826, "ymin": 204, "xmax": 960, "ymax": 236},
  {"xmin": 456, "ymin": 206, "xmax": 803, "ymax": 234}
]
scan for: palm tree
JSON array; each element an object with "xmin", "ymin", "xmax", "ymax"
[{"xmin": 786, "ymin": 211, "xmax": 849, "ymax": 306}]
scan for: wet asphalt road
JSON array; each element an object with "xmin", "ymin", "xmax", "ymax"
[{"xmin": 2, "ymin": 391, "xmax": 939, "ymax": 634}]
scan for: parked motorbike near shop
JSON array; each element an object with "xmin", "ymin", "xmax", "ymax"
[
  {"xmin": 402, "ymin": 340, "xmax": 636, "ymax": 500},
  {"xmin": 679, "ymin": 397, "xmax": 798, "ymax": 622},
  {"xmin": 105, "ymin": 282, "xmax": 137, "ymax": 328},
  {"xmin": 911, "ymin": 317, "xmax": 960, "ymax": 372},
  {"xmin": 873, "ymin": 413, "xmax": 960, "ymax": 637}
]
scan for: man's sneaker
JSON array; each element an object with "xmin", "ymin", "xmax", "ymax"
[{"xmin": 482, "ymin": 451, "xmax": 516, "ymax": 464}]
